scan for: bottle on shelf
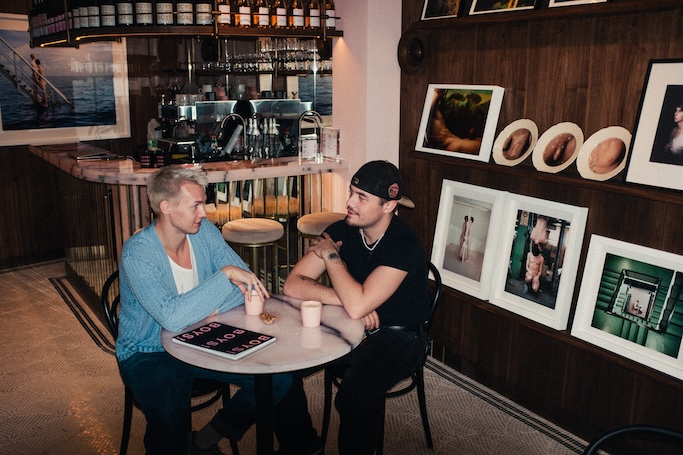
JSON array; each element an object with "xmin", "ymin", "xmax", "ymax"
[
  {"xmin": 306, "ymin": 0, "xmax": 320, "ymax": 30},
  {"xmin": 135, "ymin": 0, "xmax": 154, "ymax": 25},
  {"xmin": 217, "ymin": 0, "xmax": 232, "ymax": 26},
  {"xmin": 87, "ymin": 0, "xmax": 101, "ymax": 28},
  {"xmin": 176, "ymin": 0, "xmax": 194, "ymax": 25},
  {"xmin": 270, "ymin": 0, "xmax": 286, "ymax": 28},
  {"xmin": 289, "ymin": 0, "xmax": 304, "ymax": 29},
  {"xmin": 70, "ymin": 0, "xmax": 81, "ymax": 30},
  {"xmin": 256, "ymin": 0, "xmax": 270, "ymax": 28},
  {"xmin": 100, "ymin": 0, "xmax": 117, "ymax": 26},
  {"xmin": 195, "ymin": 0, "xmax": 212, "ymax": 24},
  {"xmin": 156, "ymin": 0, "xmax": 175, "ymax": 25},
  {"xmin": 116, "ymin": 0, "xmax": 134, "ymax": 25},
  {"xmin": 79, "ymin": 0, "xmax": 90, "ymax": 28},
  {"xmin": 237, "ymin": 0, "xmax": 251, "ymax": 27},
  {"xmin": 324, "ymin": 0, "xmax": 334, "ymax": 30}
]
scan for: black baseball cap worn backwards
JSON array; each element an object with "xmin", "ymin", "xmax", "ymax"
[{"xmin": 351, "ymin": 160, "xmax": 415, "ymax": 208}]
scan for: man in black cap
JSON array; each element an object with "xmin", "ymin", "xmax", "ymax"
[{"xmin": 283, "ymin": 160, "xmax": 431, "ymax": 455}]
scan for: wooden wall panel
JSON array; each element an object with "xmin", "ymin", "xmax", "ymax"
[{"xmin": 400, "ymin": 0, "xmax": 683, "ymax": 444}]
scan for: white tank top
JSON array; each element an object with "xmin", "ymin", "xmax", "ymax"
[{"xmin": 168, "ymin": 236, "xmax": 198, "ymax": 294}]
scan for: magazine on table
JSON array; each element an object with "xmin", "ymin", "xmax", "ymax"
[{"xmin": 171, "ymin": 322, "xmax": 275, "ymax": 361}]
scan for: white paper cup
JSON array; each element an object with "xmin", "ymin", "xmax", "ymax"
[
  {"xmin": 301, "ymin": 300, "xmax": 322, "ymax": 328},
  {"xmin": 245, "ymin": 290, "xmax": 265, "ymax": 316}
]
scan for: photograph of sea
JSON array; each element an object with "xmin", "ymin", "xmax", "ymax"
[{"xmin": 0, "ymin": 28, "xmax": 117, "ymax": 132}]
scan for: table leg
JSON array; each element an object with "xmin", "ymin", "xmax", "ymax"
[{"xmin": 255, "ymin": 374, "xmax": 274, "ymax": 455}]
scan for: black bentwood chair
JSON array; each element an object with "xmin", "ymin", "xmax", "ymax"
[
  {"xmin": 101, "ymin": 270, "xmax": 240, "ymax": 455},
  {"xmin": 582, "ymin": 424, "xmax": 683, "ymax": 455},
  {"xmin": 320, "ymin": 261, "xmax": 442, "ymax": 454}
]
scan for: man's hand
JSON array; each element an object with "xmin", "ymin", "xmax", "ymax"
[
  {"xmin": 361, "ymin": 310, "xmax": 380, "ymax": 331},
  {"xmin": 307, "ymin": 232, "xmax": 342, "ymax": 260},
  {"xmin": 221, "ymin": 265, "xmax": 269, "ymax": 302}
]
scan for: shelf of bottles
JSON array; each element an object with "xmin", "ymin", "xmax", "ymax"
[{"xmin": 29, "ymin": 0, "xmax": 341, "ymax": 47}]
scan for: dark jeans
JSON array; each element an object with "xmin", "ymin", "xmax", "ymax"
[
  {"xmin": 332, "ymin": 327, "xmax": 428, "ymax": 455},
  {"xmin": 118, "ymin": 351, "xmax": 292, "ymax": 455}
]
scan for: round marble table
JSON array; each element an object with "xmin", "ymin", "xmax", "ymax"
[{"xmin": 161, "ymin": 294, "xmax": 364, "ymax": 455}]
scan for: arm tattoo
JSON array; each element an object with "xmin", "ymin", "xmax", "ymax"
[{"xmin": 328, "ymin": 253, "xmax": 340, "ymax": 261}]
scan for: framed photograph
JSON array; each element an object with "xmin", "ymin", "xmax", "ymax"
[
  {"xmin": 576, "ymin": 126, "xmax": 631, "ymax": 182},
  {"xmin": 625, "ymin": 59, "xmax": 683, "ymax": 192},
  {"xmin": 0, "ymin": 13, "xmax": 130, "ymax": 146},
  {"xmin": 490, "ymin": 194, "xmax": 588, "ymax": 330},
  {"xmin": 421, "ymin": 0, "xmax": 462, "ymax": 20},
  {"xmin": 571, "ymin": 236, "xmax": 683, "ymax": 381},
  {"xmin": 470, "ymin": 0, "xmax": 537, "ymax": 15},
  {"xmin": 549, "ymin": 0, "xmax": 607, "ymax": 7},
  {"xmin": 431, "ymin": 180, "xmax": 507, "ymax": 300},
  {"xmin": 415, "ymin": 84, "xmax": 504, "ymax": 163},
  {"xmin": 492, "ymin": 118, "xmax": 538, "ymax": 167},
  {"xmin": 532, "ymin": 122, "xmax": 583, "ymax": 174}
]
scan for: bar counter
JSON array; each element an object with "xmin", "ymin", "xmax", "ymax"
[
  {"xmin": 28, "ymin": 142, "xmax": 347, "ymax": 185},
  {"xmin": 28, "ymin": 142, "xmax": 347, "ymax": 314}
]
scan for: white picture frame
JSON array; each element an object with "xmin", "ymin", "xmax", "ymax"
[
  {"xmin": 625, "ymin": 59, "xmax": 683, "ymax": 192},
  {"xmin": 0, "ymin": 13, "xmax": 130, "ymax": 146},
  {"xmin": 490, "ymin": 194, "xmax": 588, "ymax": 330},
  {"xmin": 571, "ymin": 235, "xmax": 683, "ymax": 381},
  {"xmin": 431, "ymin": 180, "xmax": 507, "ymax": 300},
  {"xmin": 415, "ymin": 83, "xmax": 504, "ymax": 163}
]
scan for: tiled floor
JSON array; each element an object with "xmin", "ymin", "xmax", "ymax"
[{"xmin": 0, "ymin": 261, "xmax": 589, "ymax": 454}]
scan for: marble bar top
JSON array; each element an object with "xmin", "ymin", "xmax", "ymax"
[
  {"xmin": 28, "ymin": 142, "xmax": 347, "ymax": 186},
  {"xmin": 161, "ymin": 295, "xmax": 365, "ymax": 375}
]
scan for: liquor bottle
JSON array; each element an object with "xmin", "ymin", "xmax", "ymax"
[
  {"xmin": 100, "ymin": 0, "xmax": 117, "ymax": 26},
  {"xmin": 237, "ymin": 0, "xmax": 251, "ymax": 27},
  {"xmin": 289, "ymin": 0, "xmax": 304, "ymax": 29},
  {"xmin": 323, "ymin": 0, "xmax": 334, "ymax": 30},
  {"xmin": 70, "ymin": 0, "xmax": 81, "ymax": 30},
  {"xmin": 256, "ymin": 0, "xmax": 269, "ymax": 28},
  {"xmin": 116, "ymin": 0, "xmax": 134, "ymax": 25},
  {"xmin": 270, "ymin": 0, "xmax": 286, "ymax": 28},
  {"xmin": 155, "ymin": 0, "xmax": 174, "ymax": 25},
  {"xmin": 79, "ymin": 0, "xmax": 89, "ymax": 28},
  {"xmin": 306, "ymin": 0, "xmax": 320, "ymax": 29},
  {"xmin": 195, "ymin": 0, "xmax": 212, "ymax": 25},
  {"xmin": 217, "ymin": 0, "xmax": 231, "ymax": 26},
  {"xmin": 176, "ymin": 0, "xmax": 194, "ymax": 25},
  {"xmin": 135, "ymin": 0, "xmax": 154, "ymax": 25},
  {"xmin": 88, "ymin": 0, "xmax": 101, "ymax": 28}
]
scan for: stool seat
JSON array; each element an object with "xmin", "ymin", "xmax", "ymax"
[
  {"xmin": 297, "ymin": 212, "xmax": 347, "ymax": 237},
  {"xmin": 251, "ymin": 195, "xmax": 299, "ymax": 217},
  {"xmin": 206, "ymin": 203, "xmax": 243, "ymax": 227},
  {"xmin": 222, "ymin": 218, "xmax": 284, "ymax": 245}
]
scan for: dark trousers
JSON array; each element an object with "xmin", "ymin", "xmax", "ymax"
[
  {"xmin": 332, "ymin": 328, "xmax": 428, "ymax": 455},
  {"xmin": 119, "ymin": 351, "xmax": 292, "ymax": 455}
]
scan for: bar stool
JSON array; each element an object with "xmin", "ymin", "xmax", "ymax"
[
  {"xmin": 297, "ymin": 211, "xmax": 346, "ymax": 258},
  {"xmin": 222, "ymin": 218, "xmax": 284, "ymax": 293}
]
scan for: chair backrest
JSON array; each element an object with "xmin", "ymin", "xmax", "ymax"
[
  {"xmin": 102, "ymin": 270, "xmax": 121, "ymax": 340},
  {"xmin": 583, "ymin": 424, "xmax": 683, "ymax": 455},
  {"xmin": 425, "ymin": 261, "xmax": 442, "ymax": 335}
]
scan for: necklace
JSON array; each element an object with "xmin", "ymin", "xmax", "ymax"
[{"xmin": 360, "ymin": 229, "xmax": 385, "ymax": 252}]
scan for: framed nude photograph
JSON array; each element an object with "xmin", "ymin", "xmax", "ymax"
[
  {"xmin": 572, "ymin": 235, "xmax": 683, "ymax": 381},
  {"xmin": 548, "ymin": 0, "xmax": 607, "ymax": 7},
  {"xmin": 415, "ymin": 84, "xmax": 504, "ymax": 163},
  {"xmin": 469, "ymin": 0, "xmax": 537, "ymax": 15},
  {"xmin": 421, "ymin": 0, "xmax": 463, "ymax": 20},
  {"xmin": 625, "ymin": 59, "xmax": 683, "ymax": 192},
  {"xmin": 0, "ymin": 13, "xmax": 130, "ymax": 146},
  {"xmin": 431, "ymin": 180, "xmax": 507, "ymax": 300},
  {"xmin": 490, "ymin": 194, "xmax": 588, "ymax": 330}
]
